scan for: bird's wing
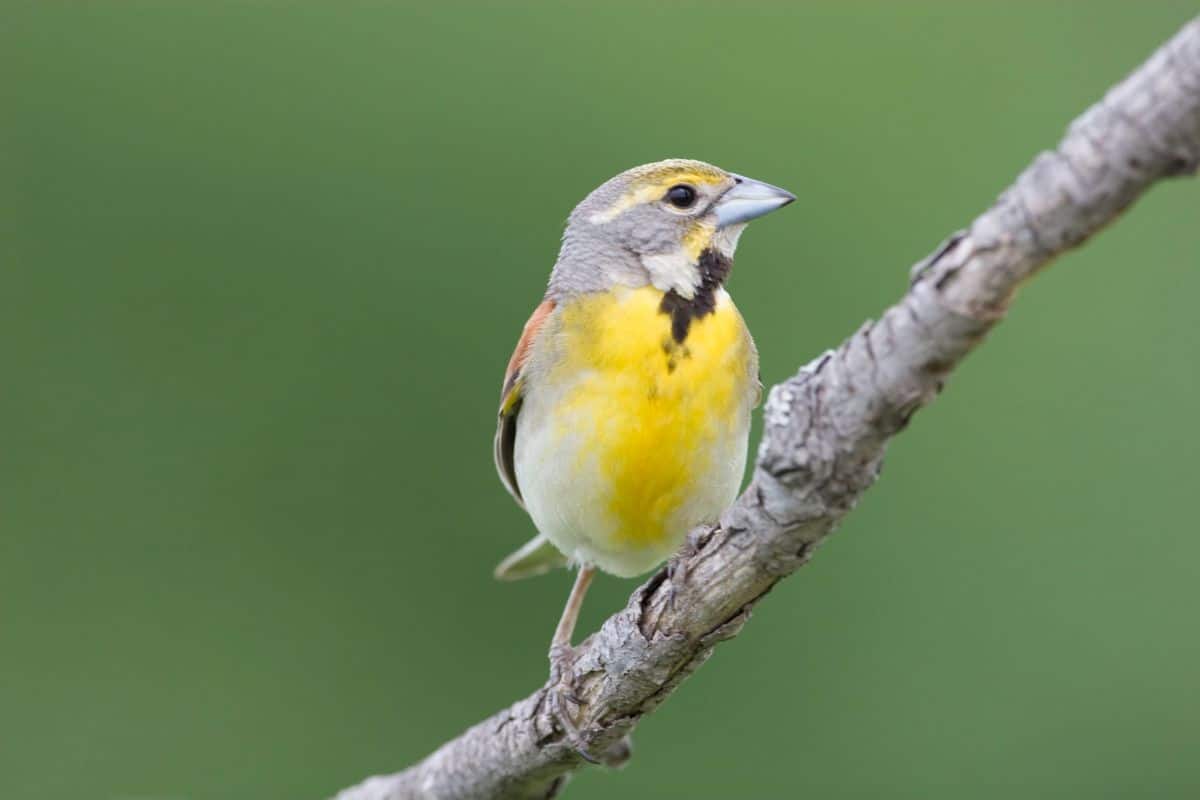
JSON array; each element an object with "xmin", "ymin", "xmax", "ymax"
[{"xmin": 493, "ymin": 298, "xmax": 556, "ymax": 508}]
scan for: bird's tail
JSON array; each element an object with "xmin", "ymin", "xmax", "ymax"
[{"xmin": 494, "ymin": 533, "xmax": 567, "ymax": 581}]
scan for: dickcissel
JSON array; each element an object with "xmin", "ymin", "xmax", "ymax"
[{"xmin": 493, "ymin": 158, "xmax": 793, "ymax": 748}]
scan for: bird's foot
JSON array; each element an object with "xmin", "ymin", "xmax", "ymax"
[
  {"xmin": 665, "ymin": 529, "xmax": 705, "ymax": 611},
  {"xmin": 664, "ymin": 559, "xmax": 686, "ymax": 612},
  {"xmin": 547, "ymin": 643, "xmax": 602, "ymax": 764}
]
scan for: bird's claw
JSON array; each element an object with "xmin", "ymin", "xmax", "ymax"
[
  {"xmin": 547, "ymin": 644, "xmax": 602, "ymax": 764},
  {"xmin": 665, "ymin": 528, "xmax": 707, "ymax": 610},
  {"xmin": 664, "ymin": 561, "xmax": 686, "ymax": 612},
  {"xmin": 548, "ymin": 643, "xmax": 572, "ymax": 684}
]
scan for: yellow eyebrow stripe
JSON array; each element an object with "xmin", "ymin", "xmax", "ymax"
[{"xmin": 589, "ymin": 184, "xmax": 665, "ymax": 224}]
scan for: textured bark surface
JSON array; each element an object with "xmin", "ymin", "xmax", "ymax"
[{"xmin": 334, "ymin": 18, "xmax": 1200, "ymax": 800}]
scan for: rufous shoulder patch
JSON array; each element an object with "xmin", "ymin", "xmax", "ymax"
[{"xmin": 501, "ymin": 299, "xmax": 555, "ymax": 406}]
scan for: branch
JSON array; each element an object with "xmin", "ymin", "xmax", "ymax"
[{"xmin": 334, "ymin": 18, "xmax": 1200, "ymax": 800}]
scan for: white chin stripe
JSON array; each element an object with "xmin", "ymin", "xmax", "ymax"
[
  {"xmin": 642, "ymin": 249, "xmax": 698, "ymax": 299},
  {"xmin": 712, "ymin": 223, "xmax": 746, "ymax": 258}
]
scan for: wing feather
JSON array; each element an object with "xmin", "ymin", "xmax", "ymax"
[{"xmin": 494, "ymin": 299, "xmax": 555, "ymax": 508}]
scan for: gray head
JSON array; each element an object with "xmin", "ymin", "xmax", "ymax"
[{"xmin": 548, "ymin": 159, "xmax": 795, "ymax": 300}]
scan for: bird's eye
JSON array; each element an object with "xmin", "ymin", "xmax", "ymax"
[{"xmin": 665, "ymin": 184, "xmax": 697, "ymax": 209}]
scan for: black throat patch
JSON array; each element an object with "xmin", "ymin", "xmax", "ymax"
[{"xmin": 658, "ymin": 247, "xmax": 733, "ymax": 344}]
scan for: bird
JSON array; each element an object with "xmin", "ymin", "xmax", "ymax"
[{"xmin": 492, "ymin": 158, "xmax": 794, "ymax": 751}]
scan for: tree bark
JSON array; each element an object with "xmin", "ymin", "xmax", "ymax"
[{"xmin": 334, "ymin": 17, "xmax": 1200, "ymax": 800}]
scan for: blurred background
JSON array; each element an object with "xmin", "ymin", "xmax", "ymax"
[{"xmin": 4, "ymin": 2, "xmax": 1198, "ymax": 798}]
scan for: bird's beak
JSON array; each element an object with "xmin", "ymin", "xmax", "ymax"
[{"xmin": 714, "ymin": 174, "xmax": 796, "ymax": 228}]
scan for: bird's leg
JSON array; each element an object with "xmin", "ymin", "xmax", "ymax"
[
  {"xmin": 549, "ymin": 565, "xmax": 595, "ymax": 667},
  {"xmin": 546, "ymin": 565, "xmax": 600, "ymax": 763}
]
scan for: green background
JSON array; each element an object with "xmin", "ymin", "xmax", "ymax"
[{"xmin": 4, "ymin": 2, "xmax": 1198, "ymax": 798}]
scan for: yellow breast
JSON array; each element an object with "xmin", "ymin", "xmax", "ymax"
[{"xmin": 550, "ymin": 285, "xmax": 755, "ymax": 551}]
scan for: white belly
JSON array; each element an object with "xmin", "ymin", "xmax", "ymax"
[{"xmin": 514, "ymin": 383, "xmax": 749, "ymax": 577}]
